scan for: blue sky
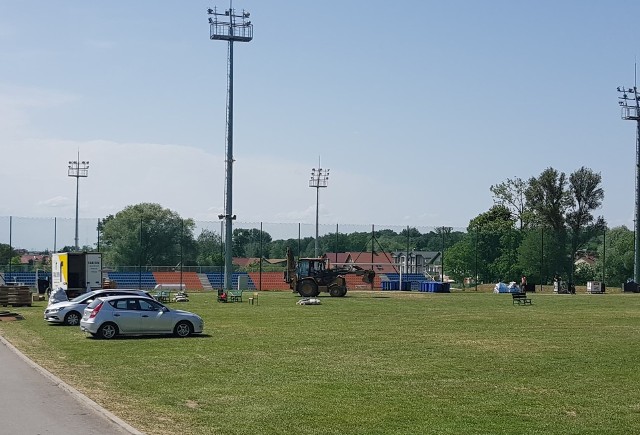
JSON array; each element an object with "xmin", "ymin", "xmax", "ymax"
[{"xmin": 1, "ymin": 1, "xmax": 639, "ymax": 242}]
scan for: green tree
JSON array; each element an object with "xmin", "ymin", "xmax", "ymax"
[
  {"xmin": 443, "ymin": 235, "xmax": 475, "ymax": 287},
  {"xmin": 524, "ymin": 167, "xmax": 572, "ymax": 279},
  {"xmin": 232, "ymin": 228, "xmax": 272, "ymax": 258},
  {"xmin": 525, "ymin": 167, "xmax": 571, "ymax": 231},
  {"xmin": 268, "ymin": 239, "xmax": 300, "ymax": 260},
  {"xmin": 469, "ymin": 205, "xmax": 516, "ymax": 282},
  {"xmin": 376, "ymin": 230, "xmax": 406, "ymax": 252},
  {"xmin": 0, "ymin": 243, "xmax": 16, "ymax": 266},
  {"xmin": 522, "ymin": 167, "xmax": 606, "ymax": 284},
  {"xmin": 196, "ymin": 229, "xmax": 223, "ymax": 267},
  {"xmin": 596, "ymin": 226, "xmax": 634, "ymax": 286},
  {"xmin": 566, "ymin": 167, "xmax": 606, "ymax": 282},
  {"xmin": 344, "ymin": 231, "xmax": 372, "ymax": 252},
  {"xmin": 100, "ymin": 203, "xmax": 197, "ymax": 267},
  {"xmin": 490, "ymin": 177, "xmax": 531, "ymax": 229}
]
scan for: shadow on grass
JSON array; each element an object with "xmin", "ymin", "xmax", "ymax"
[{"xmin": 84, "ymin": 333, "xmax": 213, "ymax": 341}]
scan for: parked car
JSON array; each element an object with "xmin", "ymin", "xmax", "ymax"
[
  {"xmin": 44, "ymin": 289, "xmax": 153, "ymax": 326},
  {"xmin": 80, "ymin": 295, "xmax": 204, "ymax": 339}
]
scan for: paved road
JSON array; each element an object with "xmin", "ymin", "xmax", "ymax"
[{"xmin": 0, "ymin": 335, "xmax": 143, "ymax": 435}]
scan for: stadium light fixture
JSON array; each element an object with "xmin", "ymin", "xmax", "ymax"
[
  {"xmin": 618, "ymin": 75, "xmax": 640, "ymax": 285},
  {"xmin": 309, "ymin": 163, "xmax": 330, "ymax": 257},
  {"xmin": 208, "ymin": 4, "xmax": 253, "ymax": 292},
  {"xmin": 67, "ymin": 152, "xmax": 89, "ymax": 251}
]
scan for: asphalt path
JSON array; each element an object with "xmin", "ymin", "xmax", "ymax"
[{"xmin": 0, "ymin": 334, "xmax": 143, "ymax": 435}]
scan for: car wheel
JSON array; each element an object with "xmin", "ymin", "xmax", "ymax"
[
  {"xmin": 64, "ymin": 311, "xmax": 81, "ymax": 326},
  {"xmin": 97, "ymin": 322, "xmax": 118, "ymax": 339},
  {"xmin": 174, "ymin": 321, "xmax": 193, "ymax": 338}
]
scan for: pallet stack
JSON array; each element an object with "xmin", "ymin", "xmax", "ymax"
[{"xmin": 0, "ymin": 285, "xmax": 32, "ymax": 307}]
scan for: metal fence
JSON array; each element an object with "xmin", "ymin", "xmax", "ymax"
[{"xmin": 0, "ymin": 216, "xmax": 628, "ymax": 288}]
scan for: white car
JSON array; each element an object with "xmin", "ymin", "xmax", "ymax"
[
  {"xmin": 80, "ymin": 295, "xmax": 204, "ymax": 339},
  {"xmin": 44, "ymin": 289, "xmax": 152, "ymax": 326}
]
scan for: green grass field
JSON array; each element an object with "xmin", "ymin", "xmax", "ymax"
[{"xmin": 1, "ymin": 290, "xmax": 640, "ymax": 435}]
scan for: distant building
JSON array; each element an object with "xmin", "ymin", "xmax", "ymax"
[
  {"xmin": 323, "ymin": 252, "xmax": 397, "ymax": 274},
  {"xmin": 19, "ymin": 254, "xmax": 49, "ymax": 265},
  {"xmin": 574, "ymin": 254, "xmax": 597, "ymax": 268},
  {"xmin": 232, "ymin": 257, "xmax": 261, "ymax": 268},
  {"xmin": 391, "ymin": 250, "xmax": 441, "ymax": 278}
]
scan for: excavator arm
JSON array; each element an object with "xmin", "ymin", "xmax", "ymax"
[{"xmin": 284, "ymin": 247, "xmax": 296, "ymax": 285}]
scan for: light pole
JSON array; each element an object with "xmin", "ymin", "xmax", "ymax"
[
  {"xmin": 68, "ymin": 153, "xmax": 89, "ymax": 251},
  {"xmin": 618, "ymin": 83, "xmax": 640, "ymax": 283},
  {"xmin": 208, "ymin": 4, "xmax": 253, "ymax": 292},
  {"xmin": 309, "ymin": 166, "xmax": 329, "ymax": 257}
]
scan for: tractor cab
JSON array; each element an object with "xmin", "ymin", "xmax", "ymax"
[{"xmin": 296, "ymin": 258, "xmax": 327, "ymax": 278}]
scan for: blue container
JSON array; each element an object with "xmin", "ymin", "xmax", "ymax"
[
  {"xmin": 382, "ymin": 281, "xmax": 400, "ymax": 291},
  {"xmin": 418, "ymin": 281, "xmax": 451, "ymax": 293}
]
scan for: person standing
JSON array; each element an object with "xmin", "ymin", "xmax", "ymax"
[{"xmin": 520, "ymin": 275, "xmax": 527, "ymax": 292}]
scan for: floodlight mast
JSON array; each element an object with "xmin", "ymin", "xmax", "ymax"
[
  {"xmin": 309, "ymin": 165, "xmax": 329, "ymax": 257},
  {"xmin": 67, "ymin": 151, "xmax": 89, "ymax": 251},
  {"xmin": 208, "ymin": 4, "xmax": 253, "ymax": 292},
  {"xmin": 617, "ymin": 82, "xmax": 640, "ymax": 283}
]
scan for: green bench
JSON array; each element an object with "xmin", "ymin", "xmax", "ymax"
[{"xmin": 228, "ymin": 290, "xmax": 243, "ymax": 303}]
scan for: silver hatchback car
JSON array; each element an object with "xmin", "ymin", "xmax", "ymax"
[
  {"xmin": 44, "ymin": 289, "xmax": 153, "ymax": 326},
  {"xmin": 80, "ymin": 295, "xmax": 204, "ymax": 339}
]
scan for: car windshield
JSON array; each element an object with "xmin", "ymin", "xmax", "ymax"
[{"xmin": 69, "ymin": 290, "xmax": 100, "ymax": 303}]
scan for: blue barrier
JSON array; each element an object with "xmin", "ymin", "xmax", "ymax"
[{"xmin": 419, "ymin": 281, "xmax": 450, "ymax": 293}]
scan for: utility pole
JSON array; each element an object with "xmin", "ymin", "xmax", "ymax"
[
  {"xmin": 67, "ymin": 152, "xmax": 89, "ymax": 251},
  {"xmin": 309, "ymin": 164, "xmax": 329, "ymax": 257},
  {"xmin": 617, "ymin": 82, "xmax": 640, "ymax": 284},
  {"xmin": 208, "ymin": 4, "xmax": 253, "ymax": 293}
]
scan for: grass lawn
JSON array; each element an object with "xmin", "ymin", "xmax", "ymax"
[{"xmin": 1, "ymin": 290, "xmax": 640, "ymax": 434}]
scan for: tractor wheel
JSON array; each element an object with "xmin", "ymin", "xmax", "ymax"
[
  {"xmin": 329, "ymin": 284, "xmax": 347, "ymax": 297},
  {"xmin": 297, "ymin": 279, "xmax": 319, "ymax": 298}
]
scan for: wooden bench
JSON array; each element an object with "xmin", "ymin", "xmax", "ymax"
[{"xmin": 512, "ymin": 292, "xmax": 532, "ymax": 305}]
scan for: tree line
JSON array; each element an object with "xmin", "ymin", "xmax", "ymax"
[
  {"xmin": 92, "ymin": 203, "xmax": 465, "ymax": 269},
  {"xmin": 445, "ymin": 166, "xmax": 632, "ymax": 286}
]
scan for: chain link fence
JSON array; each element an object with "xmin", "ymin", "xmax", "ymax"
[{"xmin": 0, "ymin": 216, "xmax": 628, "ymax": 289}]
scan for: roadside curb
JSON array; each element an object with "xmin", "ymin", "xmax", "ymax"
[{"xmin": 0, "ymin": 334, "xmax": 144, "ymax": 435}]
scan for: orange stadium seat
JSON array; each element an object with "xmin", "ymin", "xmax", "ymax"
[{"xmin": 153, "ymin": 272, "xmax": 203, "ymax": 290}]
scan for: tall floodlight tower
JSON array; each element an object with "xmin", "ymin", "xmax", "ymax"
[
  {"xmin": 208, "ymin": 4, "xmax": 253, "ymax": 292},
  {"xmin": 67, "ymin": 152, "xmax": 89, "ymax": 251},
  {"xmin": 618, "ymin": 83, "xmax": 640, "ymax": 283},
  {"xmin": 309, "ymin": 165, "xmax": 329, "ymax": 257}
]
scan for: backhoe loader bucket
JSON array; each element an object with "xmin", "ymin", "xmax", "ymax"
[{"xmin": 362, "ymin": 270, "xmax": 375, "ymax": 284}]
